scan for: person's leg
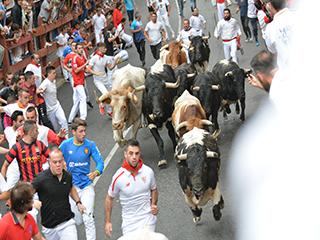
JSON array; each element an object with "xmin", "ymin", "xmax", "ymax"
[
  {"xmin": 190, "ymin": 0, "xmax": 196, "ymax": 11},
  {"xmin": 250, "ymin": 17, "xmax": 259, "ymax": 45},
  {"xmin": 55, "ymin": 103, "xmax": 69, "ymax": 134},
  {"xmin": 155, "ymin": 42, "xmax": 162, "ymax": 60},
  {"xmin": 94, "ymin": 79, "xmax": 108, "ymax": 95},
  {"xmin": 163, "ymin": 15, "xmax": 175, "ymax": 38},
  {"xmin": 68, "ymin": 86, "xmax": 80, "ymax": 123},
  {"xmin": 134, "ymin": 41, "xmax": 142, "ymax": 61},
  {"xmin": 95, "ymin": 30, "xmax": 101, "ymax": 44},
  {"xmin": 150, "ymin": 45, "xmax": 157, "ymax": 60},
  {"xmin": 230, "ymin": 39, "xmax": 238, "ymax": 63},
  {"xmin": 178, "ymin": 0, "xmax": 184, "ymax": 17},
  {"xmin": 37, "ymin": 103, "xmax": 54, "ymax": 130},
  {"xmin": 77, "ymin": 85, "xmax": 88, "ymax": 120},
  {"xmin": 42, "ymin": 226, "xmax": 60, "ymax": 240},
  {"xmin": 57, "ymin": 219, "xmax": 78, "ymax": 240},
  {"xmin": 81, "ymin": 185, "xmax": 96, "ymax": 240},
  {"xmin": 223, "ymin": 43, "xmax": 231, "ymax": 61},
  {"xmin": 240, "ymin": 15, "xmax": 251, "ymax": 40},
  {"xmin": 48, "ymin": 110, "xmax": 60, "ymax": 133},
  {"xmin": 60, "ymin": 58, "xmax": 70, "ymax": 81},
  {"xmin": 140, "ymin": 40, "xmax": 146, "ymax": 64}
]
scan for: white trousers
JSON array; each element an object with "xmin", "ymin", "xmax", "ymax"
[
  {"xmin": 217, "ymin": 2, "xmax": 225, "ymax": 21},
  {"xmin": 42, "ymin": 219, "xmax": 78, "ymax": 240},
  {"xmin": 48, "ymin": 103, "xmax": 68, "ymax": 134},
  {"xmin": 158, "ymin": 14, "xmax": 175, "ymax": 38},
  {"xmin": 223, "ymin": 39, "xmax": 238, "ymax": 63},
  {"xmin": 5, "ymin": 159, "xmax": 20, "ymax": 191},
  {"xmin": 95, "ymin": 29, "xmax": 104, "ymax": 44},
  {"xmin": 60, "ymin": 57, "xmax": 70, "ymax": 81},
  {"xmin": 70, "ymin": 185, "xmax": 96, "ymax": 240},
  {"xmin": 68, "ymin": 85, "xmax": 87, "ymax": 122},
  {"xmin": 117, "ymin": 227, "xmax": 169, "ymax": 240}
]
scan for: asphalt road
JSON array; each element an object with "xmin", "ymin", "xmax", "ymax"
[{"xmin": 0, "ymin": 0, "xmax": 268, "ymax": 239}]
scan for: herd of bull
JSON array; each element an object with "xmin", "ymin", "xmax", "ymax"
[{"xmin": 98, "ymin": 36, "xmax": 248, "ymax": 223}]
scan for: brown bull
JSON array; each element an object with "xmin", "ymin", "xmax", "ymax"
[
  {"xmin": 160, "ymin": 41, "xmax": 188, "ymax": 69},
  {"xmin": 172, "ymin": 90, "xmax": 212, "ymax": 138}
]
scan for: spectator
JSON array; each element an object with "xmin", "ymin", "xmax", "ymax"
[
  {"xmin": 113, "ymin": 1, "xmax": 123, "ymax": 28},
  {"xmin": 25, "ymin": 53, "xmax": 42, "ymax": 87},
  {"xmin": 11, "ymin": 0, "xmax": 22, "ymax": 27},
  {"xmin": 104, "ymin": 23, "xmax": 118, "ymax": 56},
  {"xmin": 0, "ymin": 182, "xmax": 44, "ymax": 240},
  {"xmin": 124, "ymin": 0, "xmax": 134, "ymax": 25},
  {"xmin": 21, "ymin": 0, "xmax": 33, "ymax": 33},
  {"xmin": 144, "ymin": 12, "xmax": 166, "ymax": 60},
  {"xmin": 38, "ymin": 0, "xmax": 52, "ymax": 24},
  {"xmin": 131, "ymin": 11, "xmax": 146, "ymax": 66},
  {"xmin": 247, "ymin": 0, "xmax": 260, "ymax": 46},
  {"xmin": 236, "ymin": 0, "xmax": 252, "ymax": 42}
]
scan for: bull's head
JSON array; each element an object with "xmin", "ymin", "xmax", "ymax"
[
  {"xmin": 188, "ymin": 35, "xmax": 211, "ymax": 64},
  {"xmin": 164, "ymin": 41, "xmax": 188, "ymax": 69},
  {"xmin": 175, "ymin": 119, "xmax": 212, "ymax": 137},
  {"xmin": 175, "ymin": 141, "xmax": 219, "ymax": 199},
  {"xmin": 98, "ymin": 86, "xmax": 142, "ymax": 130}
]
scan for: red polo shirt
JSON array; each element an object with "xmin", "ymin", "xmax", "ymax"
[
  {"xmin": 0, "ymin": 212, "xmax": 39, "ymax": 240},
  {"xmin": 71, "ymin": 54, "xmax": 87, "ymax": 87},
  {"xmin": 113, "ymin": 8, "xmax": 123, "ymax": 27}
]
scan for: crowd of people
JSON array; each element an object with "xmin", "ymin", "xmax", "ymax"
[{"xmin": 0, "ymin": 0, "xmax": 294, "ymax": 239}]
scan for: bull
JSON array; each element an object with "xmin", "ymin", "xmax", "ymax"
[
  {"xmin": 192, "ymin": 72, "xmax": 221, "ymax": 137},
  {"xmin": 175, "ymin": 127, "xmax": 224, "ymax": 223},
  {"xmin": 174, "ymin": 63, "xmax": 197, "ymax": 98},
  {"xmin": 141, "ymin": 64, "xmax": 179, "ymax": 168},
  {"xmin": 212, "ymin": 59, "xmax": 246, "ymax": 121},
  {"xmin": 172, "ymin": 90, "xmax": 213, "ymax": 138},
  {"xmin": 99, "ymin": 64, "xmax": 146, "ymax": 147},
  {"xmin": 160, "ymin": 41, "xmax": 188, "ymax": 69},
  {"xmin": 188, "ymin": 34, "xmax": 211, "ymax": 73}
]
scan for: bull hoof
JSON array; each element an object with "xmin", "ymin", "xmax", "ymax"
[
  {"xmin": 240, "ymin": 115, "xmax": 245, "ymax": 121},
  {"xmin": 158, "ymin": 159, "xmax": 167, "ymax": 168},
  {"xmin": 193, "ymin": 216, "xmax": 201, "ymax": 223},
  {"xmin": 213, "ymin": 204, "xmax": 222, "ymax": 221}
]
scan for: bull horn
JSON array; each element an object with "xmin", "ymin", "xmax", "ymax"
[
  {"xmin": 149, "ymin": 114, "xmax": 155, "ymax": 121},
  {"xmin": 127, "ymin": 90, "xmax": 138, "ymax": 104},
  {"xmin": 160, "ymin": 44, "xmax": 169, "ymax": 52},
  {"xmin": 202, "ymin": 32, "xmax": 211, "ymax": 40},
  {"xmin": 211, "ymin": 84, "xmax": 220, "ymax": 90},
  {"xmin": 225, "ymin": 71, "xmax": 233, "ymax": 77},
  {"xmin": 98, "ymin": 91, "xmax": 110, "ymax": 102},
  {"xmin": 165, "ymin": 75, "xmax": 181, "ymax": 89},
  {"xmin": 212, "ymin": 129, "xmax": 221, "ymax": 139},
  {"xmin": 187, "ymin": 72, "xmax": 196, "ymax": 78},
  {"xmin": 134, "ymin": 85, "xmax": 145, "ymax": 91},
  {"xmin": 200, "ymin": 119, "xmax": 213, "ymax": 126},
  {"xmin": 192, "ymin": 86, "xmax": 200, "ymax": 91},
  {"xmin": 176, "ymin": 121, "xmax": 188, "ymax": 132},
  {"xmin": 176, "ymin": 153, "xmax": 187, "ymax": 161},
  {"xmin": 189, "ymin": 46, "xmax": 195, "ymax": 51},
  {"xmin": 206, "ymin": 151, "xmax": 219, "ymax": 158}
]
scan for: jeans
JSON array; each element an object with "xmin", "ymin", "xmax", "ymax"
[
  {"xmin": 134, "ymin": 40, "xmax": 146, "ymax": 63},
  {"xmin": 249, "ymin": 17, "xmax": 258, "ymax": 41},
  {"xmin": 150, "ymin": 42, "xmax": 162, "ymax": 60},
  {"xmin": 190, "ymin": 0, "xmax": 196, "ymax": 11},
  {"xmin": 37, "ymin": 103, "xmax": 54, "ymax": 130},
  {"xmin": 240, "ymin": 15, "xmax": 252, "ymax": 39},
  {"xmin": 177, "ymin": 0, "xmax": 184, "ymax": 16}
]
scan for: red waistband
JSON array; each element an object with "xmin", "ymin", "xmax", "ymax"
[{"xmin": 223, "ymin": 37, "xmax": 237, "ymax": 42}]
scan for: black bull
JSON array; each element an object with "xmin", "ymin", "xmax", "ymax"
[
  {"xmin": 175, "ymin": 128, "xmax": 224, "ymax": 223},
  {"xmin": 142, "ymin": 64, "xmax": 179, "ymax": 168}
]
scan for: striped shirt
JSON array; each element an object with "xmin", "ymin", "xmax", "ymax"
[{"xmin": 5, "ymin": 140, "xmax": 50, "ymax": 182}]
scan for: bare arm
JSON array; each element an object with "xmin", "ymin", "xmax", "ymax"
[
  {"xmin": 104, "ymin": 194, "xmax": 113, "ymax": 237},
  {"xmin": 70, "ymin": 185, "xmax": 86, "ymax": 213},
  {"xmin": 150, "ymin": 188, "xmax": 159, "ymax": 215},
  {"xmin": 32, "ymin": 232, "xmax": 45, "ymax": 240},
  {"xmin": 1, "ymin": 161, "xmax": 9, "ymax": 178}
]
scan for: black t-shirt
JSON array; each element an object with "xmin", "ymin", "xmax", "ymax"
[
  {"xmin": 0, "ymin": 87, "xmax": 17, "ymax": 105},
  {"xmin": 32, "ymin": 169, "xmax": 74, "ymax": 228},
  {"xmin": 105, "ymin": 31, "xmax": 115, "ymax": 56}
]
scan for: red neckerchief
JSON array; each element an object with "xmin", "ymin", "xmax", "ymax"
[
  {"xmin": 122, "ymin": 159, "xmax": 143, "ymax": 177},
  {"xmin": 31, "ymin": 60, "xmax": 40, "ymax": 67},
  {"xmin": 95, "ymin": 50, "xmax": 104, "ymax": 59}
]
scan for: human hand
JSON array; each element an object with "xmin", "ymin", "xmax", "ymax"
[
  {"xmin": 87, "ymin": 171, "xmax": 99, "ymax": 181},
  {"xmin": 33, "ymin": 200, "xmax": 42, "ymax": 210},
  {"xmin": 57, "ymin": 128, "xmax": 67, "ymax": 138},
  {"xmin": 77, "ymin": 203, "xmax": 86, "ymax": 214},
  {"xmin": 151, "ymin": 204, "xmax": 158, "ymax": 215},
  {"xmin": 105, "ymin": 222, "xmax": 112, "ymax": 237},
  {"xmin": 0, "ymin": 134, "xmax": 5, "ymax": 144},
  {"xmin": 247, "ymin": 73, "xmax": 264, "ymax": 89}
]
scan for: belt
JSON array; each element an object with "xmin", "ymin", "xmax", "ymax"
[{"xmin": 222, "ymin": 37, "xmax": 237, "ymax": 42}]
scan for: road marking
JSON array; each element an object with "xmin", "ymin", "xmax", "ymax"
[
  {"xmin": 174, "ymin": 0, "xmax": 182, "ymax": 34},
  {"xmin": 93, "ymin": 127, "xmax": 131, "ymax": 186}
]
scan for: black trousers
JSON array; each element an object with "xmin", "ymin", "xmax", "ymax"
[
  {"xmin": 240, "ymin": 15, "xmax": 251, "ymax": 39},
  {"xmin": 134, "ymin": 40, "xmax": 146, "ymax": 62},
  {"xmin": 37, "ymin": 103, "xmax": 54, "ymax": 131},
  {"xmin": 150, "ymin": 42, "xmax": 162, "ymax": 60},
  {"xmin": 249, "ymin": 17, "xmax": 258, "ymax": 41}
]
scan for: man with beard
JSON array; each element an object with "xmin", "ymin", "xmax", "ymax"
[
  {"xmin": 247, "ymin": 50, "xmax": 280, "ymax": 100},
  {"xmin": 214, "ymin": 8, "xmax": 241, "ymax": 63}
]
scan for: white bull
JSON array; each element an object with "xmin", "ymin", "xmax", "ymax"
[
  {"xmin": 117, "ymin": 228, "xmax": 169, "ymax": 240},
  {"xmin": 99, "ymin": 64, "xmax": 146, "ymax": 147}
]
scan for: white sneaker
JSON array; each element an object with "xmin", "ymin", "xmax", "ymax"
[
  {"xmin": 171, "ymin": 32, "xmax": 175, "ymax": 39},
  {"xmin": 249, "ymin": 37, "xmax": 253, "ymax": 42}
]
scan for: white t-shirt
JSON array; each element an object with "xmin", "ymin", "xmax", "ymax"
[
  {"xmin": 176, "ymin": 27, "xmax": 197, "ymax": 46},
  {"xmin": 155, "ymin": 0, "xmax": 169, "ymax": 16},
  {"xmin": 38, "ymin": 0, "xmax": 51, "ymax": 21},
  {"xmin": 189, "ymin": 14, "xmax": 206, "ymax": 33},
  {"xmin": 56, "ymin": 33, "xmax": 69, "ymax": 58},
  {"xmin": 25, "ymin": 64, "xmax": 42, "ymax": 87},
  {"xmin": 247, "ymin": 0, "xmax": 257, "ymax": 18},
  {"xmin": 4, "ymin": 126, "xmax": 17, "ymax": 148},
  {"xmin": 92, "ymin": 13, "xmax": 106, "ymax": 32},
  {"xmin": 108, "ymin": 164, "xmax": 157, "ymax": 235},
  {"xmin": 145, "ymin": 21, "xmax": 164, "ymax": 46},
  {"xmin": 214, "ymin": 18, "xmax": 241, "ymax": 41},
  {"xmin": 3, "ymin": 102, "xmax": 34, "ymax": 118},
  {"xmin": 265, "ymin": 8, "xmax": 294, "ymax": 70},
  {"xmin": 88, "ymin": 54, "xmax": 113, "ymax": 82},
  {"xmin": 39, "ymin": 78, "xmax": 59, "ymax": 113}
]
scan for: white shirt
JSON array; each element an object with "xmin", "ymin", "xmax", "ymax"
[
  {"xmin": 214, "ymin": 18, "xmax": 241, "ymax": 41},
  {"xmin": 257, "ymin": 10, "xmax": 267, "ymax": 39},
  {"xmin": 145, "ymin": 21, "xmax": 164, "ymax": 46},
  {"xmin": 38, "ymin": 0, "xmax": 51, "ymax": 21},
  {"xmin": 2, "ymin": 102, "xmax": 34, "ymax": 118},
  {"xmin": 247, "ymin": 0, "xmax": 257, "ymax": 18},
  {"xmin": 25, "ymin": 64, "xmax": 42, "ymax": 87},
  {"xmin": 39, "ymin": 78, "xmax": 60, "ymax": 113},
  {"xmin": 56, "ymin": 33, "xmax": 69, "ymax": 58},
  {"xmin": 176, "ymin": 27, "xmax": 197, "ymax": 46},
  {"xmin": 155, "ymin": 0, "xmax": 169, "ymax": 16},
  {"xmin": 4, "ymin": 126, "xmax": 17, "ymax": 148},
  {"xmin": 265, "ymin": 8, "xmax": 294, "ymax": 70},
  {"xmin": 108, "ymin": 164, "xmax": 157, "ymax": 235},
  {"xmin": 189, "ymin": 14, "xmax": 206, "ymax": 34},
  {"xmin": 92, "ymin": 13, "xmax": 106, "ymax": 32},
  {"xmin": 88, "ymin": 54, "xmax": 113, "ymax": 82}
]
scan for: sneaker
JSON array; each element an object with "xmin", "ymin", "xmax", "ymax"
[
  {"xmin": 249, "ymin": 37, "xmax": 253, "ymax": 42},
  {"xmin": 256, "ymin": 40, "xmax": 260, "ymax": 47},
  {"xmin": 245, "ymin": 38, "xmax": 249, "ymax": 42},
  {"xmin": 87, "ymin": 101, "xmax": 94, "ymax": 109},
  {"xmin": 171, "ymin": 32, "xmax": 175, "ymax": 39}
]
